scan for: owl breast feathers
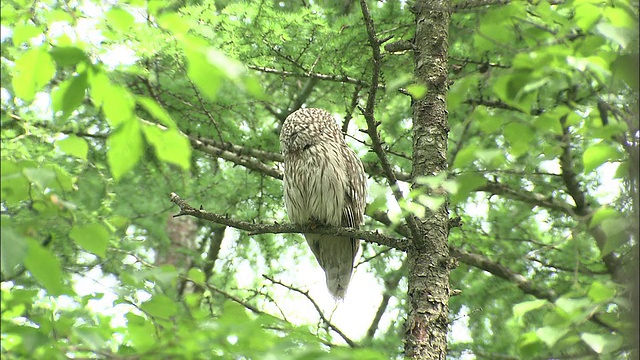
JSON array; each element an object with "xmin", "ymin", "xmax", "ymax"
[{"xmin": 280, "ymin": 108, "xmax": 367, "ymax": 299}]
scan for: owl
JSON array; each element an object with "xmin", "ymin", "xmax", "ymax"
[{"xmin": 280, "ymin": 108, "xmax": 367, "ymax": 299}]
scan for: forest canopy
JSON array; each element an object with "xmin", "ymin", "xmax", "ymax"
[{"xmin": 1, "ymin": 0, "xmax": 638, "ymax": 359}]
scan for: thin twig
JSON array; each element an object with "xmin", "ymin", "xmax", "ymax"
[{"xmin": 262, "ymin": 274, "xmax": 357, "ymax": 347}]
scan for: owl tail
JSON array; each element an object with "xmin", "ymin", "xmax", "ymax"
[{"xmin": 305, "ymin": 234, "xmax": 360, "ymax": 300}]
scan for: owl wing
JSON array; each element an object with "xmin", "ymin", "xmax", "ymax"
[{"xmin": 342, "ymin": 148, "xmax": 367, "ymax": 229}]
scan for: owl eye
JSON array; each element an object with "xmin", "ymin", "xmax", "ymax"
[{"xmin": 303, "ymin": 144, "xmax": 312, "ymax": 150}]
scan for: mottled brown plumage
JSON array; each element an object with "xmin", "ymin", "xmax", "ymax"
[{"xmin": 280, "ymin": 108, "xmax": 367, "ymax": 299}]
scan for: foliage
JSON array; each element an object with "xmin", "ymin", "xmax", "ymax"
[{"xmin": 1, "ymin": 0, "xmax": 638, "ymax": 359}]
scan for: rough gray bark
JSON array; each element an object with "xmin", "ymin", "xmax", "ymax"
[{"xmin": 405, "ymin": 0, "xmax": 452, "ymax": 359}]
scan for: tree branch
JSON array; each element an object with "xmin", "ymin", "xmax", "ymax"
[
  {"xmin": 248, "ymin": 65, "xmax": 369, "ymax": 87},
  {"xmin": 190, "ymin": 137, "xmax": 283, "ymax": 180},
  {"xmin": 449, "ymin": 247, "xmax": 619, "ymax": 332},
  {"xmin": 559, "ymin": 116, "xmax": 622, "ymax": 279},
  {"xmin": 169, "ymin": 192, "xmax": 409, "ymax": 250},
  {"xmin": 478, "ymin": 181, "xmax": 574, "ymax": 215},
  {"xmin": 365, "ymin": 260, "xmax": 407, "ymax": 340},
  {"xmin": 450, "ymin": 247, "xmax": 557, "ymax": 301},
  {"xmin": 359, "ymin": 0, "xmax": 421, "ymax": 241}
]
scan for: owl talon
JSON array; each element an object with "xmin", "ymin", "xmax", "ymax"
[{"xmin": 309, "ymin": 218, "xmax": 321, "ymax": 229}]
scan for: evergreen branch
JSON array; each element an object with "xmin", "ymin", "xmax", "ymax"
[
  {"xmin": 262, "ymin": 274, "xmax": 357, "ymax": 348},
  {"xmin": 449, "ymin": 247, "xmax": 619, "ymax": 332},
  {"xmin": 450, "ymin": 247, "xmax": 557, "ymax": 301},
  {"xmin": 452, "ymin": 0, "xmax": 511, "ymax": 11},
  {"xmin": 195, "ymin": 136, "xmax": 284, "ymax": 162},
  {"xmin": 190, "ymin": 137, "xmax": 284, "ymax": 179},
  {"xmin": 463, "ymin": 98, "xmax": 543, "ymax": 115},
  {"xmin": 248, "ymin": 65, "xmax": 369, "ymax": 87},
  {"xmin": 169, "ymin": 193, "xmax": 409, "ymax": 250},
  {"xmin": 452, "ymin": 0, "xmax": 562, "ymax": 11},
  {"xmin": 190, "ymin": 132, "xmax": 414, "ymax": 182},
  {"xmin": 359, "ymin": 0, "xmax": 422, "ymax": 241},
  {"xmin": 478, "ymin": 181, "xmax": 574, "ymax": 215}
]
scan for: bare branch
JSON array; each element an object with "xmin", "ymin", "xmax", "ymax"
[
  {"xmin": 262, "ymin": 274, "xmax": 357, "ymax": 347},
  {"xmin": 203, "ymin": 282, "xmax": 265, "ymax": 315}
]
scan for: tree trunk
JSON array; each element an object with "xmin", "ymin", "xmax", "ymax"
[{"xmin": 405, "ymin": 0, "xmax": 451, "ymax": 359}]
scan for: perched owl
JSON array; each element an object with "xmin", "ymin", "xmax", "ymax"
[{"xmin": 280, "ymin": 108, "xmax": 367, "ymax": 299}]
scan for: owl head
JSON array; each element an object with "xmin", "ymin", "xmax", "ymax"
[{"xmin": 280, "ymin": 108, "xmax": 342, "ymax": 155}]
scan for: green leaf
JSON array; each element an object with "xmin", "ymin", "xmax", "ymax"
[
  {"xmin": 88, "ymin": 66, "xmax": 113, "ymax": 108},
  {"xmin": 69, "ymin": 223, "xmax": 109, "ymax": 258},
  {"xmin": 612, "ymin": 54, "xmax": 639, "ymax": 91},
  {"xmin": 555, "ymin": 297, "xmax": 593, "ymax": 322},
  {"xmin": 492, "ymin": 73, "xmax": 536, "ymax": 113},
  {"xmin": 417, "ymin": 195, "xmax": 446, "ymax": 212},
  {"xmin": 137, "ymin": 96, "xmax": 176, "ymax": 128},
  {"xmin": 574, "ymin": 3, "xmax": 601, "ymax": 31},
  {"xmin": 106, "ymin": 8, "xmax": 135, "ymax": 31},
  {"xmin": 184, "ymin": 47, "xmax": 225, "ymax": 100},
  {"xmin": 102, "ymin": 85, "xmax": 135, "ymax": 127},
  {"xmin": 599, "ymin": 218, "xmax": 630, "ymax": 256},
  {"xmin": 126, "ymin": 313, "xmax": 156, "ymax": 352},
  {"xmin": 187, "ymin": 267, "xmax": 205, "ymax": 285},
  {"xmin": 536, "ymin": 326, "xmax": 569, "ymax": 348},
  {"xmin": 158, "ymin": 12, "xmax": 192, "ymax": 35},
  {"xmin": 513, "ymin": 299, "xmax": 547, "ymax": 318},
  {"xmin": 49, "ymin": 46, "xmax": 89, "ymax": 67},
  {"xmin": 580, "ymin": 333, "xmax": 623, "ymax": 354},
  {"xmin": 452, "ymin": 144, "xmax": 480, "ymax": 169},
  {"xmin": 450, "ymin": 173, "xmax": 487, "ymax": 204},
  {"xmin": 406, "ymin": 83, "xmax": 427, "ymax": 100},
  {"xmin": 614, "ymin": 161, "xmax": 629, "ymax": 179},
  {"xmin": 12, "ymin": 24, "xmax": 43, "ymax": 45},
  {"xmin": 51, "ymin": 71, "xmax": 89, "ymax": 120},
  {"xmin": 107, "ymin": 118, "xmax": 143, "ymax": 181},
  {"xmin": 24, "ymin": 239, "xmax": 67, "ymax": 296},
  {"xmin": 57, "ymin": 135, "xmax": 89, "ymax": 160},
  {"xmin": 588, "ymin": 207, "xmax": 619, "ymax": 228},
  {"xmin": 582, "ymin": 142, "xmax": 622, "ymax": 173},
  {"xmin": 142, "ymin": 123, "xmax": 191, "ymax": 170},
  {"xmin": 1, "ymin": 224, "xmax": 28, "ymax": 277},
  {"xmin": 603, "ymin": 7, "xmax": 637, "ymax": 28},
  {"xmin": 141, "ymin": 295, "xmax": 178, "ymax": 318},
  {"xmin": 596, "ymin": 23, "xmax": 634, "ymax": 49},
  {"xmin": 504, "ymin": 122, "xmax": 534, "ymax": 157},
  {"xmin": 533, "ymin": 106, "xmax": 569, "ymax": 135},
  {"xmin": 587, "ymin": 281, "xmax": 615, "ymax": 303},
  {"xmin": 22, "ymin": 168, "xmax": 56, "ymax": 190},
  {"xmin": 73, "ymin": 326, "xmax": 106, "ymax": 350},
  {"xmin": 48, "ymin": 164, "xmax": 75, "ymax": 192},
  {"xmin": 1, "ymin": 161, "xmax": 30, "ymax": 204},
  {"xmin": 474, "ymin": 107, "xmax": 501, "ymax": 134},
  {"xmin": 448, "ymin": 74, "xmax": 478, "ymax": 109},
  {"xmin": 12, "ymin": 48, "xmax": 56, "ymax": 102}
]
